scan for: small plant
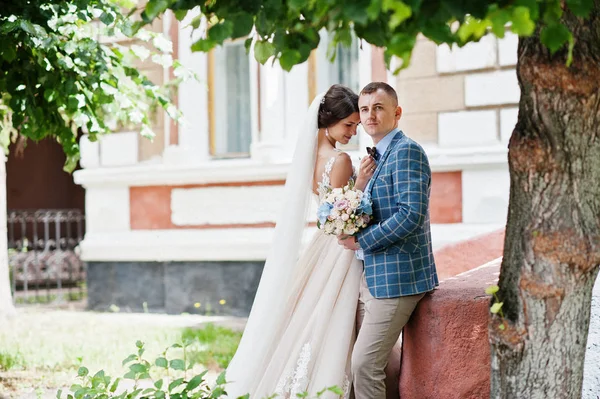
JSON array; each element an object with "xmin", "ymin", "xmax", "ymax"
[
  {"xmin": 57, "ymin": 340, "xmax": 229, "ymax": 399},
  {"xmin": 486, "ymin": 284, "xmax": 506, "ymax": 330},
  {"xmin": 0, "ymin": 350, "xmax": 24, "ymax": 371},
  {"xmin": 57, "ymin": 339, "xmax": 347, "ymax": 399}
]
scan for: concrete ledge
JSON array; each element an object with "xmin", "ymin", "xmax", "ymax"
[
  {"xmin": 400, "ymin": 258, "xmax": 501, "ymax": 399},
  {"xmin": 434, "ymin": 229, "xmax": 504, "ymax": 280}
]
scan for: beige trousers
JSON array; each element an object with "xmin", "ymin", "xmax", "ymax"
[{"xmin": 352, "ymin": 273, "xmax": 425, "ymax": 399}]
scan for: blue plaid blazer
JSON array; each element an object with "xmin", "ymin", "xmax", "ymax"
[{"xmin": 356, "ymin": 130, "xmax": 439, "ymax": 299}]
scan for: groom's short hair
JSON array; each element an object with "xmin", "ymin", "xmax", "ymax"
[{"xmin": 360, "ymin": 82, "xmax": 398, "ymax": 105}]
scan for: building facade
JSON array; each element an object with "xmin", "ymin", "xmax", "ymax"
[{"xmin": 74, "ymin": 14, "xmax": 517, "ymax": 315}]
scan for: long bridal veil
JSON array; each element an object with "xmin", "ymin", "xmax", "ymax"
[{"xmin": 225, "ymin": 93, "xmax": 325, "ymax": 397}]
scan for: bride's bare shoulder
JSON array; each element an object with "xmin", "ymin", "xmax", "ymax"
[{"xmin": 328, "ymin": 152, "xmax": 353, "ymax": 188}]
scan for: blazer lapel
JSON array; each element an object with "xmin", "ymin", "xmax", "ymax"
[{"xmin": 368, "ymin": 130, "xmax": 405, "ymax": 195}]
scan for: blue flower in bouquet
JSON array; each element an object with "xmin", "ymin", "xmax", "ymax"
[
  {"xmin": 357, "ymin": 193, "xmax": 373, "ymax": 215},
  {"xmin": 317, "ymin": 202, "xmax": 334, "ymax": 225}
]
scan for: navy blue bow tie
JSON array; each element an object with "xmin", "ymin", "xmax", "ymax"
[{"xmin": 366, "ymin": 146, "xmax": 379, "ymax": 160}]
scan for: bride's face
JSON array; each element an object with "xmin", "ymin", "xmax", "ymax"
[{"xmin": 328, "ymin": 113, "xmax": 360, "ymax": 145}]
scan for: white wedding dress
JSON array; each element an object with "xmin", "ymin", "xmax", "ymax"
[
  {"xmin": 225, "ymin": 94, "xmax": 363, "ymax": 399},
  {"xmin": 226, "ymin": 155, "xmax": 362, "ymax": 399}
]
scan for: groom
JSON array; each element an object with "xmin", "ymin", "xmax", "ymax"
[{"xmin": 338, "ymin": 82, "xmax": 438, "ymax": 399}]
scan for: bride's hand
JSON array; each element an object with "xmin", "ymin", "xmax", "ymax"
[{"xmin": 355, "ymin": 156, "xmax": 376, "ymax": 191}]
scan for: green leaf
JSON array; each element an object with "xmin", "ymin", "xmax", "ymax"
[
  {"xmin": 129, "ymin": 363, "xmax": 148, "ymax": 373},
  {"xmin": 56, "ymin": 389, "xmax": 62, "ymax": 399},
  {"xmin": 136, "ymin": 340, "xmax": 144, "ymax": 349},
  {"xmin": 485, "ymin": 285, "xmax": 499, "ymax": 295},
  {"xmin": 343, "ymin": 3, "xmax": 369, "ymax": 25},
  {"xmin": 255, "ymin": 11, "xmax": 270, "ymax": 37},
  {"xmin": 109, "ymin": 378, "xmax": 120, "ymax": 393},
  {"xmin": 19, "ymin": 20, "xmax": 37, "ymax": 35},
  {"xmin": 210, "ymin": 387, "xmax": 226, "ymax": 398},
  {"xmin": 123, "ymin": 370, "xmax": 137, "ymax": 380},
  {"xmin": 122, "ymin": 354, "xmax": 137, "ymax": 365},
  {"xmin": 367, "ymin": 0, "xmax": 383, "ymax": 20},
  {"xmin": 541, "ymin": 23, "xmax": 572, "ymax": 54},
  {"xmin": 208, "ymin": 21, "xmax": 234, "ymax": 44},
  {"xmin": 186, "ymin": 375, "xmax": 204, "ymax": 391},
  {"xmin": 77, "ymin": 367, "xmax": 89, "ymax": 377},
  {"xmin": 543, "ymin": 1, "xmax": 563, "ymax": 24},
  {"xmin": 511, "ymin": 6, "xmax": 535, "ymax": 36},
  {"xmin": 155, "ymin": 357, "xmax": 168, "ymax": 368},
  {"xmin": 231, "ymin": 14, "xmax": 254, "ymax": 39},
  {"xmin": 1, "ymin": 46, "xmax": 16, "ymax": 62},
  {"xmin": 567, "ymin": 0, "xmax": 593, "ymax": 17},
  {"xmin": 144, "ymin": 0, "xmax": 169, "ymax": 21},
  {"xmin": 489, "ymin": 9, "xmax": 511, "ymax": 38},
  {"xmin": 191, "ymin": 38, "xmax": 216, "ymax": 52},
  {"xmin": 389, "ymin": 2, "xmax": 413, "ymax": 30},
  {"xmin": 190, "ymin": 15, "xmax": 202, "ymax": 29},
  {"xmin": 0, "ymin": 21, "xmax": 19, "ymax": 34},
  {"xmin": 169, "ymin": 359, "xmax": 185, "ymax": 371},
  {"xmin": 254, "ymin": 40, "xmax": 275, "ymax": 64},
  {"xmin": 279, "ymin": 49, "xmax": 301, "ymax": 71},
  {"xmin": 64, "ymin": 152, "xmax": 80, "ymax": 173},
  {"xmin": 335, "ymin": 28, "xmax": 353, "ymax": 48},
  {"xmin": 289, "ymin": 0, "xmax": 308, "ymax": 12},
  {"xmin": 490, "ymin": 302, "xmax": 504, "ymax": 314},
  {"xmin": 154, "ymin": 379, "xmax": 164, "ymax": 390},
  {"xmin": 244, "ymin": 37, "xmax": 253, "ymax": 54},
  {"xmin": 168, "ymin": 378, "xmax": 184, "ymax": 392},
  {"xmin": 174, "ymin": 10, "xmax": 188, "ymax": 21},
  {"xmin": 457, "ymin": 16, "xmax": 489, "ymax": 43},
  {"xmin": 514, "ymin": 0, "xmax": 540, "ymax": 20},
  {"xmin": 216, "ymin": 371, "xmax": 226, "ymax": 385},
  {"xmin": 99, "ymin": 12, "xmax": 115, "ymax": 26},
  {"xmin": 155, "ymin": 391, "xmax": 165, "ymax": 399}
]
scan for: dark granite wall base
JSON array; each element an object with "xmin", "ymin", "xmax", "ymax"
[{"xmin": 87, "ymin": 261, "xmax": 264, "ymax": 316}]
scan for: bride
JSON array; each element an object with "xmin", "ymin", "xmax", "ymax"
[{"xmin": 225, "ymin": 85, "xmax": 382, "ymax": 398}]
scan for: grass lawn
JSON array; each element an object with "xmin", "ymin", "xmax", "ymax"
[{"xmin": 0, "ymin": 306, "xmax": 244, "ymax": 399}]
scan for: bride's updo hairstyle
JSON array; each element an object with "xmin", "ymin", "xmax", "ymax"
[{"xmin": 317, "ymin": 84, "xmax": 359, "ymax": 129}]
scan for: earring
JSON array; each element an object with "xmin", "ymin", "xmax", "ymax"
[{"xmin": 325, "ymin": 128, "xmax": 329, "ymax": 137}]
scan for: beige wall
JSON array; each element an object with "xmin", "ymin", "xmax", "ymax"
[{"xmin": 392, "ymin": 33, "xmax": 520, "ymax": 146}]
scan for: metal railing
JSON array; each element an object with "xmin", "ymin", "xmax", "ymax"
[{"xmin": 8, "ymin": 209, "xmax": 86, "ymax": 304}]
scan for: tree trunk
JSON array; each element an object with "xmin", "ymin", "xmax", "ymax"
[
  {"xmin": 490, "ymin": 4, "xmax": 600, "ymax": 398},
  {"xmin": 0, "ymin": 153, "xmax": 16, "ymax": 317}
]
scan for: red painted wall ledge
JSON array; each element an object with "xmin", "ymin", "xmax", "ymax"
[{"xmin": 400, "ymin": 258, "xmax": 502, "ymax": 399}]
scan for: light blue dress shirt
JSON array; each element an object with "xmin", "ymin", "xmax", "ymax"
[{"xmin": 355, "ymin": 128, "xmax": 400, "ymax": 261}]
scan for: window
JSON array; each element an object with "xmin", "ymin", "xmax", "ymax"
[
  {"xmin": 314, "ymin": 32, "xmax": 361, "ymax": 150},
  {"xmin": 209, "ymin": 41, "xmax": 252, "ymax": 157},
  {"xmin": 328, "ymin": 39, "xmax": 360, "ymax": 93}
]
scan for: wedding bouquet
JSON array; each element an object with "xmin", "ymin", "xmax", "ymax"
[{"xmin": 317, "ymin": 183, "xmax": 373, "ymax": 236}]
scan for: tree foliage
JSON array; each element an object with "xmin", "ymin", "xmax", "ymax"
[
  {"xmin": 0, "ymin": 0, "xmax": 190, "ymax": 171},
  {"xmin": 138, "ymin": 0, "xmax": 593, "ymax": 72}
]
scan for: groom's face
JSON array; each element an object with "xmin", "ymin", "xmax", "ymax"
[{"xmin": 358, "ymin": 89, "xmax": 402, "ymax": 143}]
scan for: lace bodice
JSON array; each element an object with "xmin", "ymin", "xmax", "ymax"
[
  {"xmin": 316, "ymin": 156, "xmax": 337, "ymax": 199},
  {"xmin": 316, "ymin": 152, "xmax": 356, "ymax": 200}
]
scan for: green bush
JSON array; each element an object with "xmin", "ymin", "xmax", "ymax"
[
  {"xmin": 57, "ymin": 340, "xmax": 230, "ymax": 399},
  {"xmin": 57, "ymin": 340, "xmax": 345, "ymax": 399}
]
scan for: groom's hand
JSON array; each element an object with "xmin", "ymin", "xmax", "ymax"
[{"xmin": 338, "ymin": 235, "xmax": 360, "ymax": 251}]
